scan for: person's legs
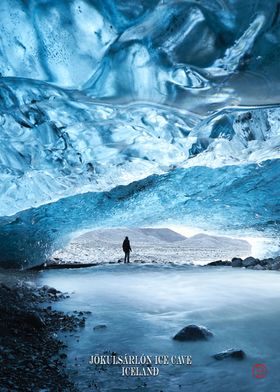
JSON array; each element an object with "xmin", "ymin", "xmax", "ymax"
[
  {"xmin": 127, "ymin": 251, "xmax": 130, "ymax": 263},
  {"xmin": 124, "ymin": 252, "xmax": 127, "ymax": 263}
]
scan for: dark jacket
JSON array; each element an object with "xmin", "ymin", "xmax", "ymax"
[{"xmin": 122, "ymin": 238, "xmax": 131, "ymax": 253}]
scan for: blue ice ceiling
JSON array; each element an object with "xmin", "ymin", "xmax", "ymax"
[{"xmin": 0, "ymin": 0, "xmax": 280, "ymax": 266}]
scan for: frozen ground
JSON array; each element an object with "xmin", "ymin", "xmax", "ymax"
[
  {"xmin": 52, "ymin": 228, "xmax": 251, "ymax": 265},
  {"xmin": 39, "ymin": 264, "xmax": 280, "ymax": 392}
]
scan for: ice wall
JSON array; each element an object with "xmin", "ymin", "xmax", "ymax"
[{"xmin": 0, "ymin": 0, "xmax": 280, "ymax": 266}]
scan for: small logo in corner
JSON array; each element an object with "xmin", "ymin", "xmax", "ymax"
[{"xmin": 252, "ymin": 363, "xmax": 267, "ymax": 379}]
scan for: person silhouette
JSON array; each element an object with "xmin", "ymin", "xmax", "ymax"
[{"xmin": 122, "ymin": 236, "xmax": 132, "ymax": 263}]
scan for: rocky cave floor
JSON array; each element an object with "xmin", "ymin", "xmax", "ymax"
[
  {"xmin": 0, "ymin": 275, "xmax": 90, "ymax": 392},
  {"xmin": 34, "ymin": 255, "xmax": 280, "ymax": 271},
  {"xmin": 205, "ymin": 255, "xmax": 280, "ymax": 270}
]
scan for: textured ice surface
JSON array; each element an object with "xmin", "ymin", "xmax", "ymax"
[
  {"xmin": 0, "ymin": 161, "xmax": 277, "ymax": 266},
  {"xmin": 0, "ymin": 1, "xmax": 280, "ymax": 265}
]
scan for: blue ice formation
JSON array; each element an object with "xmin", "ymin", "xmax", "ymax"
[{"xmin": 0, "ymin": 0, "xmax": 280, "ymax": 266}]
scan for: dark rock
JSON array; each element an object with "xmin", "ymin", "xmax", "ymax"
[
  {"xmin": 242, "ymin": 257, "xmax": 259, "ymax": 267},
  {"xmin": 270, "ymin": 261, "xmax": 280, "ymax": 271},
  {"xmin": 24, "ymin": 282, "xmax": 37, "ymax": 290},
  {"xmin": 23, "ymin": 312, "xmax": 45, "ymax": 329},
  {"xmin": 213, "ymin": 348, "xmax": 245, "ymax": 360},
  {"xmin": 232, "ymin": 257, "xmax": 243, "ymax": 267},
  {"xmin": 0, "ymin": 280, "xmax": 86, "ymax": 391},
  {"xmin": 173, "ymin": 324, "xmax": 213, "ymax": 341},
  {"xmin": 0, "ymin": 283, "xmax": 11, "ymax": 291},
  {"xmin": 133, "ymin": 259, "xmax": 146, "ymax": 264},
  {"xmin": 260, "ymin": 258, "xmax": 273, "ymax": 266},
  {"xmin": 47, "ymin": 287, "xmax": 61, "ymax": 295},
  {"xmin": 252, "ymin": 264, "xmax": 264, "ymax": 270},
  {"xmin": 93, "ymin": 324, "xmax": 107, "ymax": 330},
  {"xmin": 206, "ymin": 260, "xmax": 231, "ymax": 267}
]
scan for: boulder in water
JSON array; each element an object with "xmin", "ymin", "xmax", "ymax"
[
  {"xmin": 206, "ymin": 260, "xmax": 231, "ymax": 267},
  {"xmin": 173, "ymin": 324, "xmax": 213, "ymax": 341},
  {"xmin": 231, "ymin": 258, "xmax": 243, "ymax": 267},
  {"xmin": 270, "ymin": 261, "xmax": 280, "ymax": 270},
  {"xmin": 260, "ymin": 258, "xmax": 274, "ymax": 266},
  {"xmin": 93, "ymin": 324, "xmax": 107, "ymax": 330},
  {"xmin": 252, "ymin": 264, "xmax": 264, "ymax": 270},
  {"xmin": 47, "ymin": 287, "xmax": 61, "ymax": 295},
  {"xmin": 213, "ymin": 348, "xmax": 245, "ymax": 360},
  {"xmin": 242, "ymin": 257, "xmax": 258, "ymax": 267}
]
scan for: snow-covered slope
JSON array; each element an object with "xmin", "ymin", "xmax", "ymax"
[
  {"xmin": 181, "ymin": 234, "xmax": 250, "ymax": 250},
  {"xmin": 52, "ymin": 228, "xmax": 251, "ymax": 265},
  {"xmin": 77, "ymin": 228, "xmax": 187, "ymax": 245}
]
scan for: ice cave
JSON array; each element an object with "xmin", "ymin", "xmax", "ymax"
[{"xmin": 0, "ymin": 0, "xmax": 280, "ymax": 267}]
